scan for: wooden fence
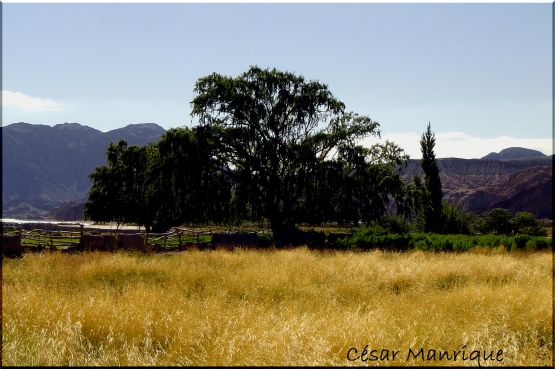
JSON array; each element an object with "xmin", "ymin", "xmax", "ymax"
[
  {"xmin": 2, "ymin": 226, "xmax": 220, "ymax": 255},
  {"xmin": 19, "ymin": 229, "xmax": 82, "ymax": 251},
  {"xmin": 2, "ymin": 223, "xmax": 347, "ymax": 256}
]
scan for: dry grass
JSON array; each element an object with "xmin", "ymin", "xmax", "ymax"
[{"xmin": 2, "ymin": 248, "xmax": 552, "ymax": 366}]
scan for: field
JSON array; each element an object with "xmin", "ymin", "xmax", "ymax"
[{"xmin": 2, "ymin": 248, "xmax": 552, "ymax": 366}]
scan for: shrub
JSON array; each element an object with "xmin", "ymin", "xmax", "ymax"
[
  {"xmin": 512, "ymin": 234, "xmax": 529, "ymax": 250},
  {"xmin": 376, "ymin": 215, "xmax": 412, "ymax": 234},
  {"xmin": 532, "ymin": 237, "xmax": 551, "ymax": 250},
  {"xmin": 525, "ymin": 239, "xmax": 537, "ymax": 251}
]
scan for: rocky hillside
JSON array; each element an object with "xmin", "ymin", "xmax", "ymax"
[
  {"xmin": 2, "ymin": 122, "xmax": 165, "ymax": 219},
  {"xmin": 400, "ymin": 149, "xmax": 552, "ymax": 219}
]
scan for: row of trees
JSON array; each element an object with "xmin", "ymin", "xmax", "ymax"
[
  {"xmin": 85, "ymin": 67, "xmax": 440, "ymax": 240},
  {"xmin": 86, "ymin": 130, "xmax": 417, "ymax": 235},
  {"xmin": 84, "ymin": 66, "xmax": 545, "ymax": 240},
  {"xmin": 476, "ymin": 208, "xmax": 547, "ymax": 236}
]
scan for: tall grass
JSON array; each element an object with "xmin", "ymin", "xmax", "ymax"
[{"xmin": 2, "ymin": 249, "xmax": 552, "ymax": 366}]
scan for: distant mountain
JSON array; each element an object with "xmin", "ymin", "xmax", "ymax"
[
  {"xmin": 400, "ymin": 155, "xmax": 552, "ymax": 219},
  {"xmin": 47, "ymin": 201, "xmax": 85, "ymax": 221},
  {"xmin": 481, "ymin": 147, "xmax": 547, "ymax": 161},
  {"xmin": 2, "ymin": 122, "xmax": 165, "ymax": 219}
]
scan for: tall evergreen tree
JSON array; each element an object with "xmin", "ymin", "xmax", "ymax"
[{"xmin": 420, "ymin": 123, "xmax": 444, "ymax": 232}]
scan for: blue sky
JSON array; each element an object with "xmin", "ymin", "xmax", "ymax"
[{"xmin": 2, "ymin": 3, "xmax": 552, "ymax": 158}]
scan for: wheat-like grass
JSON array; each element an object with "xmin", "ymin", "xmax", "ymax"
[{"xmin": 2, "ymin": 248, "xmax": 552, "ymax": 366}]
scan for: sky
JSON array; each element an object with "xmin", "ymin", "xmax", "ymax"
[{"xmin": 2, "ymin": 2, "xmax": 552, "ymax": 159}]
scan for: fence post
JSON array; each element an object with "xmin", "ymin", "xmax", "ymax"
[{"xmin": 79, "ymin": 224, "xmax": 84, "ymax": 248}]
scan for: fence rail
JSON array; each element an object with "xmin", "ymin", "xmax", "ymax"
[{"xmin": 17, "ymin": 229, "xmax": 81, "ymax": 251}]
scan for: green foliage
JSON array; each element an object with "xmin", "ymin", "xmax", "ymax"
[
  {"xmin": 511, "ymin": 211, "xmax": 546, "ymax": 236},
  {"xmin": 441, "ymin": 202, "xmax": 471, "ymax": 234},
  {"xmin": 302, "ymin": 143, "xmax": 409, "ymax": 227},
  {"xmin": 474, "ymin": 209, "xmax": 547, "ymax": 237},
  {"xmin": 337, "ymin": 230, "xmax": 411, "ymax": 251},
  {"xmin": 337, "ymin": 229, "xmax": 551, "ymax": 252},
  {"xmin": 375, "ymin": 215, "xmax": 412, "ymax": 234},
  {"xmin": 483, "ymin": 208, "xmax": 513, "ymax": 235}
]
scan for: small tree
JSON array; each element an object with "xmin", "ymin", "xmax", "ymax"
[
  {"xmin": 483, "ymin": 208, "xmax": 513, "ymax": 235},
  {"xmin": 441, "ymin": 201, "xmax": 470, "ymax": 234},
  {"xmin": 511, "ymin": 211, "xmax": 545, "ymax": 236}
]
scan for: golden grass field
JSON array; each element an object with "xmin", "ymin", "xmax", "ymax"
[{"xmin": 2, "ymin": 248, "xmax": 552, "ymax": 366}]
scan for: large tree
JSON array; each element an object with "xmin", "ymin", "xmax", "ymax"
[
  {"xmin": 420, "ymin": 123, "xmax": 444, "ymax": 232},
  {"xmin": 191, "ymin": 66, "xmax": 380, "ymax": 239}
]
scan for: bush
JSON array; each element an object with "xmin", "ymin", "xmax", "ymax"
[
  {"xmin": 512, "ymin": 234, "xmax": 529, "ymax": 250},
  {"xmin": 376, "ymin": 216, "xmax": 412, "ymax": 234},
  {"xmin": 534, "ymin": 237, "xmax": 551, "ymax": 250},
  {"xmin": 326, "ymin": 232, "xmax": 353, "ymax": 249},
  {"xmin": 525, "ymin": 239, "xmax": 537, "ymax": 251},
  {"xmin": 411, "ymin": 234, "xmax": 433, "ymax": 251}
]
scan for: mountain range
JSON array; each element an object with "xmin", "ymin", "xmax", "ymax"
[
  {"xmin": 2, "ymin": 122, "xmax": 552, "ymax": 220},
  {"xmin": 399, "ymin": 153, "xmax": 552, "ymax": 219},
  {"xmin": 2, "ymin": 122, "xmax": 166, "ymax": 219}
]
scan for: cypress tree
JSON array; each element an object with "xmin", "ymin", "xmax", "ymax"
[{"xmin": 420, "ymin": 123, "xmax": 444, "ymax": 232}]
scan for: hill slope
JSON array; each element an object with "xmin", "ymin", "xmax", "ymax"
[
  {"xmin": 400, "ymin": 157, "xmax": 552, "ymax": 218},
  {"xmin": 481, "ymin": 147, "xmax": 547, "ymax": 161},
  {"xmin": 2, "ymin": 122, "xmax": 165, "ymax": 219}
]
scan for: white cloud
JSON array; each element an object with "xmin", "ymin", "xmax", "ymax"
[
  {"xmin": 2, "ymin": 90, "xmax": 64, "ymax": 112},
  {"xmin": 362, "ymin": 131, "xmax": 553, "ymax": 159}
]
